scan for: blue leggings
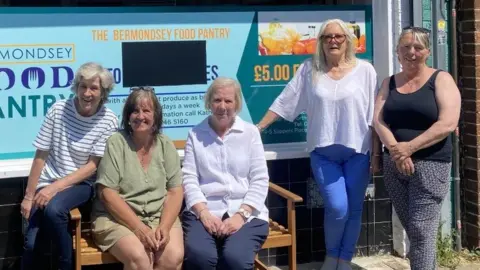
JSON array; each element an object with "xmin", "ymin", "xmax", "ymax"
[{"xmin": 310, "ymin": 144, "xmax": 370, "ymax": 261}]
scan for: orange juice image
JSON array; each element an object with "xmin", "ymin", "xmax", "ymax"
[
  {"xmin": 258, "ymin": 20, "xmax": 366, "ymax": 55},
  {"xmin": 347, "ymin": 21, "xmax": 366, "ymax": 54},
  {"xmin": 356, "ymin": 34, "xmax": 366, "ymax": 53},
  {"xmin": 259, "ymin": 20, "xmax": 301, "ymax": 55}
]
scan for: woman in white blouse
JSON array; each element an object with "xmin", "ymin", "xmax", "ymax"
[
  {"xmin": 257, "ymin": 19, "xmax": 379, "ymax": 270},
  {"xmin": 182, "ymin": 77, "xmax": 270, "ymax": 270}
]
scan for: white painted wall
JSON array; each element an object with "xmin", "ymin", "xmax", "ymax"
[{"xmin": 372, "ymin": 0, "xmax": 412, "ymax": 258}]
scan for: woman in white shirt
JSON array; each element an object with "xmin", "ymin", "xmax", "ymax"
[
  {"xmin": 182, "ymin": 77, "xmax": 270, "ymax": 270},
  {"xmin": 257, "ymin": 19, "xmax": 379, "ymax": 270}
]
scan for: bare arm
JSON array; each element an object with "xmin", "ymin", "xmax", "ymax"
[
  {"xmin": 53, "ymin": 156, "xmax": 101, "ymax": 192},
  {"xmin": 256, "ymin": 110, "xmax": 280, "ymax": 131},
  {"xmin": 191, "ymin": 203, "xmax": 208, "ymax": 216},
  {"xmin": 373, "ymin": 77, "xmax": 398, "ymax": 150},
  {"xmin": 257, "ymin": 61, "xmax": 308, "ymax": 130},
  {"xmin": 372, "ymin": 130, "xmax": 382, "ymax": 155},
  {"xmin": 24, "ymin": 150, "xmax": 49, "ymax": 199},
  {"xmin": 159, "ymin": 186, "xmax": 184, "ymax": 230},
  {"xmin": 409, "ymin": 71, "xmax": 461, "ymax": 152}
]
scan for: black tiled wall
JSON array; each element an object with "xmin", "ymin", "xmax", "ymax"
[
  {"xmin": 0, "ymin": 177, "xmax": 27, "ymax": 270},
  {"xmin": 0, "ymin": 157, "xmax": 392, "ymax": 269}
]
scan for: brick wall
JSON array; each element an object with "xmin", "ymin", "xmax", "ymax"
[{"xmin": 458, "ymin": 0, "xmax": 480, "ymax": 249}]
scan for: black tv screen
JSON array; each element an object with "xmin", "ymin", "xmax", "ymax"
[{"xmin": 122, "ymin": 40, "xmax": 207, "ymax": 87}]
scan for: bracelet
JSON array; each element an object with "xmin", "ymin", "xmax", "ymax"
[
  {"xmin": 255, "ymin": 124, "xmax": 264, "ymax": 132},
  {"xmin": 408, "ymin": 143, "xmax": 414, "ymax": 154},
  {"xmin": 197, "ymin": 208, "xmax": 208, "ymax": 218},
  {"xmin": 132, "ymin": 227, "xmax": 141, "ymax": 235},
  {"xmin": 23, "ymin": 196, "xmax": 33, "ymax": 201}
]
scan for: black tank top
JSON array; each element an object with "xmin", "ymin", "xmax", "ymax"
[{"xmin": 383, "ymin": 70, "xmax": 452, "ymax": 162}]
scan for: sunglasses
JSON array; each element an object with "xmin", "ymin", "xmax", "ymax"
[
  {"xmin": 402, "ymin": 26, "xmax": 431, "ymax": 34},
  {"xmin": 130, "ymin": 86, "xmax": 155, "ymax": 93},
  {"xmin": 320, "ymin": 34, "xmax": 346, "ymax": 44}
]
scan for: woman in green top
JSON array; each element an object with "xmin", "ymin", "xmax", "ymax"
[{"xmin": 91, "ymin": 87, "xmax": 184, "ymax": 270}]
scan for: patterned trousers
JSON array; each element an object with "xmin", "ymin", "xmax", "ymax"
[{"xmin": 383, "ymin": 154, "xmax": 451, "ymax": 270}]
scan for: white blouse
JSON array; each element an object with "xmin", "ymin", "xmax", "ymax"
[
  {"xmin": 182, "ymin": 116, "xmax": 269, "ymax": 222},
  {"xmin": 269, "ymin": 59, "xmax": 378, "ymax": 154}
]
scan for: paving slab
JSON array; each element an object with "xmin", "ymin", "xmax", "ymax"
[{"xmin": 268, "ymin": 255, "xmax": 480, "ymax": 270}]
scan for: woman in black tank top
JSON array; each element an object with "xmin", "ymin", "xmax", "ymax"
[{"xmin": 372, "ymin": 27, "xmax": 461, "ymax": 270}]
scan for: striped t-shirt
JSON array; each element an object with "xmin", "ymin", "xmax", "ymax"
[{"xmin": 33, "ymin": 98, "xmax": 119, "ymax": 189}]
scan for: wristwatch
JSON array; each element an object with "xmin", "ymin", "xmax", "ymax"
[{"xmin": 237, "ymin": 208, "xmax": 251, "ymax": 221}]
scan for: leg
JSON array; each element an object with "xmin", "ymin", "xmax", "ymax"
[
  {"xmin": 310, "ymin": 150, "xmax": 347, "ymax": 261},
  {"xmin": 338, "ymin": 152, "xmax": 370, "ymax": 263},
  {"xmin": 217, "ymin": 218, "xmax": 268, "ymax": 270},
  {"xmin": 109, "ymin": 235, "xmax": 153, "ymax": 270},
  {"xmin": 382, "ymin": 154, "xmax": 410, "ymax": 229},
  {"xmin": 153, "ymin": 227, "xmax": 184, "ymax": 270},
  {"xmin": 21, "ymin": 207, "xmax": 42, "ymax": 270},
  {"xmin": 42, "ymin": 182, "xmax": 93, "ymax": 270},
  {"xmin": 182, "ymin": 212, "xmax": 218, "ymax": 270},
  {"xmin": 406, "ymin": 161, "xmax": 451, "ymax": 270}
]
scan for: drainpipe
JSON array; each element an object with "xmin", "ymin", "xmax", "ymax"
[{"xmin": 447, "ymin": 0, "xmax": 462, "ymax": 252}]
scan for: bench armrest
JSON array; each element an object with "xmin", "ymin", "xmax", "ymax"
[
  {"xmin": 269, "ymin": 182, "xmax": 303, "ymax": 203},
  {"xmin": 70, "ymin": 208, "xmax": 82, "ymax": 221}
]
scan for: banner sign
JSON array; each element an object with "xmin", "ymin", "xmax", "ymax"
[{"xmin": 0, "ymin": 6, "xmax": 372, "ymax": 160}]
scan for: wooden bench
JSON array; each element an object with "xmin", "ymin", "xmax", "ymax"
[{"xmin": 70, "ymin": 182, "xmax": 303, "ymax": 270}]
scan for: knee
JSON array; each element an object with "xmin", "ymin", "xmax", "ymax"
[
  {"xmin": 184, "ymin": 241, "xmax": 217, "ymax": 268},
  {"xmin": 326, "ymin": 197, "xmax": 348, "ymax": 219},
  {"xmin": 124, "ymin": 249, "xmax": 151, "ymax": 270},
  {"xmin": 408, "ymin": 222, "xmax": 432, "ymax": 243},
  {"xmin": 43, "ymin": 202, "xmax": 67, "ymax": 222},
  {"xmin": 155, "ymin": 249, "xmax": 184, "ymax": 270},
  {"xmin": 221, "ymin": 248, "xmax": 254, "ymax": 270}
]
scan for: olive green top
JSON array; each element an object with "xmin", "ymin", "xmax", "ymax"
[{"xmin": 92, "ymin": 130, "xmax": 182, "ymax": 226}]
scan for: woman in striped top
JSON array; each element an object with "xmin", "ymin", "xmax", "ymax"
[{"xmin": 20, "ymin": 62, "xmax": 118, "ymax": 270}]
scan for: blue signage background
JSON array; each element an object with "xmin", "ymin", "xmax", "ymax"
[{"xmin": 0, "ymin": 6, "xmax": 372, "ymax": 160}]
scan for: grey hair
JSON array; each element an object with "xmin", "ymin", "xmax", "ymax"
[
  {"xmin": 397, "ymin": 28, "xmax": 430, "ymax": 50},
  {"xmin": 312, "ymin": 19, "xmax": 357, "ymax": 79},
  {"xmin": 70, "ymin": 62, "xmax": 115, "ymax": 108},
  {"xmin": 204, "ymin": 77, "xmax": 243, "ymax": 113}
]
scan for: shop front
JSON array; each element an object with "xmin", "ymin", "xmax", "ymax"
[{"xmin": 0, "ymin": 0, "xmax": 408, "ymax": 269}]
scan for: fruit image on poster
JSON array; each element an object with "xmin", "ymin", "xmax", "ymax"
[{"xmin": 257, "ymin": 11, "xmax": 367, "ymax": 56}]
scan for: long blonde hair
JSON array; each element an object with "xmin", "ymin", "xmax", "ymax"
[{"xmin": 312, "ymin": 19, "xmax": 357, "ymax": 80}]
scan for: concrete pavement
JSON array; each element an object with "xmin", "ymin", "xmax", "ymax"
[{"xmin": 270, "ymin": 255, "xmax": 480, "ymax": 270}]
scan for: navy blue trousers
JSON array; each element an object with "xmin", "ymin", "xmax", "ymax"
[
  {"xmin": 182, "ymin": 211, "xmax": 268, "ymax": 270},
  {"xmin": 21, "ymin": 182, "xmax": 93, "ymax": 270}
]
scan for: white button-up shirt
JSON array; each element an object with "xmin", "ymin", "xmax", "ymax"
[
  {"xmin": 182, "ymin": 116, "xmax": 269, "ymax": 222},
  {"xmin": 270, "ymin": 59, "xmax": 378, "ymax": 154}
]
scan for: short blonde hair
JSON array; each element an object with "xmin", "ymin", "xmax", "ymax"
[
  {"xmin": 204, "ymin": 77, "xmax": 243, "ymax": 113},
  {"xmin": 312, "ymin": 19, "xmax": 357, "ymax": 77},
  {"xmin": 70, "ymin": 62, "xmax": 115, "ymax": 108},
  {"xmin": 397, "ymin": 27, "xmax": 430, "ymax": 50}
]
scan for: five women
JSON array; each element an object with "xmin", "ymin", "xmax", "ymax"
[{"xmin": 21, "ymin": 19, "xmax": 461, "ymax": 270}]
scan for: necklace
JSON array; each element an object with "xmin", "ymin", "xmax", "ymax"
[
  {"xmin": 134, "ymin": 137, "xmax": 154, "ymax": 169},
  {"xmin": 403, "ymin": 73, "xmax": 417, "ymax": 93}
]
